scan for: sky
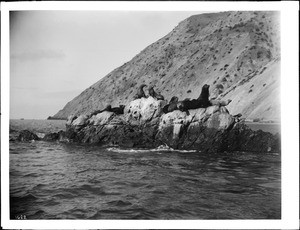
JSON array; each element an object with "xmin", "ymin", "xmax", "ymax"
[{"xmin": 9, "ymin": 10, "xmax": 204, "ymax": 119}]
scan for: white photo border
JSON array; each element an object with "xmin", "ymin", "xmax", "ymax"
[{"xmin": 1, "ymin": 1, "xmax": 299, "ymax": 229}]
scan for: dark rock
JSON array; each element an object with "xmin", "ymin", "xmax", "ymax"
[
  {"xmin": 16, "ymin": 130, "xmax": 40, "ymax": 142},
  {"xmin": 223, "ymin": 123, "xmax": 281, "ymax": 153},
  {"xmin": 42, "ymin": 130, "xmax": 69, "ymax": 142},
  {"xmin": 43, "ymin": 132, "xmax": 60, "ymax": 141}
]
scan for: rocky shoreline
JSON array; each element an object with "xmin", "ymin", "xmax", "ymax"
[{"xmin": 11, "ymin": 97, "xmax": 280, "ymax": 154}]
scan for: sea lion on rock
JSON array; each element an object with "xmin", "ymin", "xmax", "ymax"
[
  {"xmin": 170, "ymin": 96, "xmax": 179, "ymax": 103},
  {"xmin": 163, "ymin": 96, "xmax": 179, "ymax": 113},
  {"xmin": 197, "ymin": 84, "xmax": 211, "ymax": 107},
  {"xmin": 110, "ymin": 105, "xmax": 125, "ymax": 115},
  {"xmin": 91, "ymin": 104, "xmax": 125, "ymax": 116},
  {"xmin": 90, "ymin": 104, "xmax": 111, "ymax": 117},
  {"xmin": 233, "ymin": 113, "xmax": 242, "ymax": 118},
  {"xmin": 133, "ymin": 84, "xmax": 147, "ymax": 99},
  {"xmin": 233, "ymin": 113, "xmax": 243, "ymax": 122},
  {"xmin": 148, "ymin": 86, "xmax": 165, "ymax": 100},
  {"xmin": 156, "ymin": 93, "xmax": 165, "ymax": 100},
  {"xmin": 178, "ymin": 84, "xmax": 211, "ymax": 112}
]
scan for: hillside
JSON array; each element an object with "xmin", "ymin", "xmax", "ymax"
[{"xmin": 53, "ymin": 11, "xmax": 280, "ymax": 122}]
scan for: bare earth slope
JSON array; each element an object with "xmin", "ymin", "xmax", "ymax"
[{"xmin": 53, "ymin": 11, "xmax": 280, "ymax": 122}]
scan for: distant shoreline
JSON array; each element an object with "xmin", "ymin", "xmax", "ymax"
[
  {"xmin": 47, "ymin": 116, "xmax": 67, "ymax": 121},
  {"xmin": 10, "ymin": 118, "xmax": 67, "ymax": 121}
]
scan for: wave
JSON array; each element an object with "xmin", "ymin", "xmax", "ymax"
[
  {"xmin": 107, "ymin": 200, "xmax": 132, "ymax": 207},
  {"xmin": 53, "ymin": 192, "xmax": 77, "ymax": 199},
  {"xmin": 22, "ymin": 172, "xmax": 40, "ymax": 178},
  {"xmin": 10, "ymin": 193, "xmax": 38, "ymax": 203}
]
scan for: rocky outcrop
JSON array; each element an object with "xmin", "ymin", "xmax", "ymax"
[
  {"xmin": 60, "ymin": 97, "xmax": 280, "ymax": 153},
  {"xmin": 11, "ymin": 97, "xmax": 280, "ymax": 153}
]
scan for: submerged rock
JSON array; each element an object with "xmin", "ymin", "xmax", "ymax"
[
  {"xmin": 16, "ymin": 130, "xmax": 40, "ymax": 142},
  {"xmin": 43, "ymin": 132, "xmax": 60, "ymax": 141},
  {"xmin": 43, "ymin": 130, "xmax": 69, "ymax": 142}
]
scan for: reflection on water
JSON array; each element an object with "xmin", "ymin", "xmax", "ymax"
[{"xmin": 10, "ymin": 141, "xmax": 281, "ymax": 219}]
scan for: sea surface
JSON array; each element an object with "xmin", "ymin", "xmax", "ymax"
[{"xmin": 9, "ymin": 119, "xmax": 281, "ymax": 219}]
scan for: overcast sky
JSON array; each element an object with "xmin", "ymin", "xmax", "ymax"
[{"xmin": 10, "ymin": 11, "xmax": 203, "ymax": 119}]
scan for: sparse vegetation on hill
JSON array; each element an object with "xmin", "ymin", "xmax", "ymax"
[{"xmin": 53, "ymin": 11, "xmax": 280, "ymax": 122}]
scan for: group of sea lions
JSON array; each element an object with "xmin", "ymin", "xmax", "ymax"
[
  {"xmin": 68, "ymin": 104, "xmax": 126, "ymax": 125},
  {"xmin": 133, "ymin": 84, "xmax": 164, "ymax": 100},
  {"xmin": 163, "ymin": 84, "xmax": 232, "ymax": 114},
  {"xmin": 133, "ymin": 83, "xmax": 232, "ymax": 115},
  {"xmin": 86, "ymin": 83, "xmax": 231, "ymax": 119},
  {"xmin": 89, "ymin": 84, "xmax": 163, "ymax": 118}
]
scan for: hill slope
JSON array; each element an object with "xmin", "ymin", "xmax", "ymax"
[{"xmin": 53, "ymin": 11, "xmax": 280, "ymax": 122}]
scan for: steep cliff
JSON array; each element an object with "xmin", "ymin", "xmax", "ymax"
[{"xmin": 53, "ymin": 11, "xmax": 280, "ymax": 121}]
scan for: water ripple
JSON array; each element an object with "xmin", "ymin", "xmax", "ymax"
[{"xmin": 10, "ymin": 140, "xmax": 281, "ymax": 219}]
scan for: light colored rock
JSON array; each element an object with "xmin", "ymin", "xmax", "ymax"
[
  {"xmin": 173, "ymin": 123, "xmax": 183, "ymax": 139},
  {"xmin": 206, "ymin": 112, "xmax": 234, "ymax": 130},
  {"xmin": 160, "ymin": 106, "xmax": 221, "ymax": 127},
  {"xmin": 160, "ymin": 110, "xmax": 190, "ymax": 126},
  {"xmin": 124, "ymin": 97, "xmax": 167, "ymax": 122},
  {"xmin": 190, "ymin": 106, "xmax": 219, "ymax": 123},
  {"xmin": 159, "ymin": 105, "xmax": 234, "ymax": 137},
  {"xmin": 72, "ymin": 115, "xmax": 89, "ymax": 126},
  {"xmin": 89, "ymin": 111, "xmax": 115, "ymax": 125},
  {"xmin": 66, "ymin": 115, "xmax": 77, "ymax": 126},
  {"xmin": 210, "ymin": 99, "xmax": 232, "ymax": 106}
]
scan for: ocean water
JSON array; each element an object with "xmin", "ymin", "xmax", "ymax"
[{"xmin": 9, "ymin": 119, "xmax": 281, "ymax": 219}]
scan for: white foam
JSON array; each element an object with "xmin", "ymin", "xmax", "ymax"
[{"xmin": 106, "ymin": 145, "xmax": 197, "ymax": 153}]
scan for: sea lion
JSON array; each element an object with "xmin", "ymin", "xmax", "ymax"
[
  {"xmin": 178, "ymin": 84, "xmax": 212, "ymax": 112},
  {"xmin": 156, "ymin": 92, "xmax": 165, "ymax": 100},
  {"xmin": 233, "ymin": 113, "xmax": 242, "ymax": 118},
  {"xmin": 91, "ymin": 104, "xmax": 125, "ymax": 116},
  {"xmin": 169, "ymin": 96, "xmax": 179, "ymax": 104},
  {"xmin": 197, "ymin": 84, "xmax": 211, "ymax": 107},
  {"xmin": 133, "ymin": 84, "xmax": 147, "ymax": 99},
  {"xmin": 163, "ymin": 96, "xmax": 179, "ymax": 113},
  {"xmin": 148, "ymin": 86, "xmax": 165, "ymax": 100},
  {"xmin": 110, "ymin": 105, "xmax": 125, "ymax": 115},
  {"xmin": 90, "ymin": 104, "xmax": 112, "ymax": 117},
  {"xmin": 233, "ymin": 113, "xmax": 243, "ymax": 122}
]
